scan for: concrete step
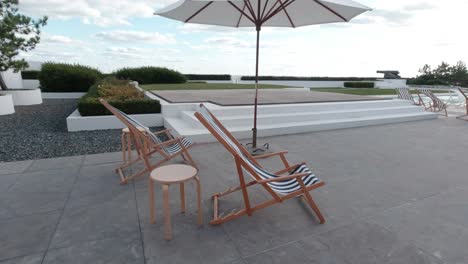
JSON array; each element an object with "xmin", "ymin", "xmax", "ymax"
[
  {"xmin": 179, "ymin": 105, "xmax": 426, "ymax": 129},
  {"xmin": 165, "ymin": 109, "xmax": 437, "ymax": 143}
]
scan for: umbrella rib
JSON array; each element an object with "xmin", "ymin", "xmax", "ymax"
[
  {"xmin": 262, "ymin": 0, "xmax": 281, "ymax": 22},
  {"xmin": 236, "ymin": 2, "xmax": 248, "ymax": 27},
  {"xmin": 185, "ymin": 1, "xmax": 214, "ymax": 23},
  {"xmin": 312, "ymin": 0, "xmax": 348, "ymax": 22},
  {"xmin": 260, "ymin": 0, "xmax": 270, "ymax": 21},
  {"xmin": 228, "ymin": 1, "xmax": 256, "ymax": 23},
  {"xmin": 277, "ymin": 0, "xmax": 295, "ymax": 27},
  {"xmin": 263, "ymin": 0, "xmax": 296, "ymax": 23},
  {"xmin": 245, "ymin": 0, "xmax": 258, "ymax": 21}
]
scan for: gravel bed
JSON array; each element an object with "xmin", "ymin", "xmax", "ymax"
[{"xmin": 0, "ymin": 99, "xmax": 162, "ymax": 162}]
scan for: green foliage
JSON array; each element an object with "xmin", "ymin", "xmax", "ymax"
[
  {"xmin": 0, "ymin": 0, "xmax": 47, "ymax": 89},
  {"xmin": 410, "ymin": 61, "xmax": 468, "ymax": 86},
  {"xmin": 344, "ymin": 82, "xmax": 374, "ymax": 88},
  {"xmin": 114, "ymin": 66, "xmax": 186, "ymax": 84},
  {"xmin": 38, "ymin": 62, "xmax": 102, "ymax": 92},
  {"xmin": 78, "ymin": 77, "xmax": 161, "ymax": 116},
  {"xmin": 185, "ymin": 74, "xmax": 231, "ymax": 81},
  {"xmin": 21, "ymin": 70, "xmax": 39, "ymax": 80},
  {"xmin": 241, "ymin": 76, "xmax": 376, "ymax": 81}
]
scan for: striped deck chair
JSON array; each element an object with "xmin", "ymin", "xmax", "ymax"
[
  {"xmin": 194, "ymin": 104, "xmax": 325, "ymax": 225},
  {"xmin": 456, "ymin": 88, "xmax": 468, "ymax": 120},
  {"xmin": 418, "ymin": 88, "xmax": 448, "ymax": 116},
  {"xmin": 395, "ymin": 88, "xmax": 421, "ymax": 105},
  {"xmin": 99, "ymin": 99, "xmax": 196, "ymax": 184}
]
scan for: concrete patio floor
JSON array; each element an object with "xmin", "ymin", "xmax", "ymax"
[{"xmin": 1, "ymin": 118, "xmax": 468, "ymax": 264}]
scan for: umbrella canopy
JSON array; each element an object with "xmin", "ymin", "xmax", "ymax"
[{"xmin": 155, "ymin": 0, "xmax": 371, "ymax": 151}]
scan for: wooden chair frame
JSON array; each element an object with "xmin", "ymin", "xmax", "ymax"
[
  {"xmin": 99, "ymin": 99, "xmax": 197, "ymax": 184},
  {"xmin": 456, "ymin": 88, "xmax": 468, "ymax": 121},
  {"xmin": 417, "ymin": 89, "xmax": 448, "ymax": 116},
  {"xmin": 194, "ymin": 104, "xmax": 325, "ymax": 225}
]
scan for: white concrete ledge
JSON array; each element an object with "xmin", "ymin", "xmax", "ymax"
[
  {"xmin": 66, "ymin": 109, "xmax": 163, "ymax": 132},
  {"xmin": 0, "ymin": 94, "xmax": 15, "ymax": 115},
  {"xmin": 42, "ymin": 92, "xmax": 86, "ymax": 99},
  {"xmin": 0, "ymin": 89, "xmax": 42, "ymax": 105}
]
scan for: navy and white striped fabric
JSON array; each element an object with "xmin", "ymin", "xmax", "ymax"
[
  {"xmin": 395, "ymin": 88, "xmax": 416, "ymax": 103},
  {"xmin": 198, "ymin": 106, "xmax": 320, "ymax": 195},
  {"xmin": 420, "ymin": 88, "xmax": 446, "ymax": 109},
  {"xmin": 113, "ymin": 107, "xmax": 193, "ymax": 155}
]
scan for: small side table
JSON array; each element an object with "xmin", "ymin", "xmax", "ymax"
[
  {"xmin": 121, "ymin": 126, "xmax": 146, "ymax": 163},
  {"xmin": 148, "ymin": 164, "xmax": 203, "ymax": 240}
]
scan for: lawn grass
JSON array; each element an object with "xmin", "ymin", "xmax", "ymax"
[
  {"xmin": 314, "ymin": 88, "xmax": 449, "ymax": 96},
  {"xmin": 141, "ymin": 83, "xmax": 289, "ymax": 91}
]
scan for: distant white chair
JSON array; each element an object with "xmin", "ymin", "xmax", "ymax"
[
  {"xmin": 395, "ymin": 88, "xmax": 421, "ymax": 105},
  {"xmin": 417, "ymin": 88, "xmax": 448, "ymax": 116}
]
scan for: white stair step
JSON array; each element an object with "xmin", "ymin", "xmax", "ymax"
[{"xmin": 166, "ymin": 111, "xmax": 437, "ymax": 143}]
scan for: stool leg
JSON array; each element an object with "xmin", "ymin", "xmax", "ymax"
[
  {"xmin": 180, "ymin": 183, "xmax": 185, "ymax": 214},
  {"xmin": 121, "ymin": 132, "xmax": 126, "ymax": 163},
  {"xmin": 149, "ymin": 178, "xmax": 156, "ymax": 224},
  {"xmin": 126, "ymin": 133, "xmax": 132, "ymax": 162},
  {"xmin": 194, "ymin": 176, "xmax": 203, "ymax": 226},
  {"xmin": 162, "ymin": 184, "xmax": 172, "ymax": 240}
]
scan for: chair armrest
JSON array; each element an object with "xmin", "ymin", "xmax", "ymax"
[
  {"xmin": 257, "ymin": 172, "xmax": 311, "ymax": 184},
  {"xmin": 152, "ymin": 129, "xmax": 173, "ymax": 137},
  {"xmin": 153, "ymin": 137, "xmax": 184, "ymax": 148},
  {"xmin": 253, "ymin": 150, "xmax": 288, "ymax": 160}
]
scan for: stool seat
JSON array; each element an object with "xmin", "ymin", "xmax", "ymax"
[
  {"xmin": 122, "ymin": 126, "xmax": 146, "ymax": 133},
  {"xmin": 151, "ymin": 164, "xmax": 197, "ymax": 184}
]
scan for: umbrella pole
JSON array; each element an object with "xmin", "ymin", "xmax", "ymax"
[{"xmin": 252, "ymin": 26, "xmax": 260, "ymax": 149}]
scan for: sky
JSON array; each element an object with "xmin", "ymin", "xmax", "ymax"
[{"xmin": 17, "ymin": 0, "xmax": 468, "ymax": 77}]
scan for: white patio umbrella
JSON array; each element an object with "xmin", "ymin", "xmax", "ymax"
[{"xmin": 155, "ymin": 0, "xmax": 371, "ymax": 152}]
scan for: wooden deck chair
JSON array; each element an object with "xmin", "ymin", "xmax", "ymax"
[
  {"xmin": 395, "ymin": 88, "xmax": 421, "ymax": 105},
  {"xmin": 456, "ymin": 88, "xmax": 468, "ymax": 120},
  {"xmin": 99, "ymin": 99, "xmax": 196, "ymax": 184},
  {"xmin": 418, "ymin": 88, "xmax": 448, "ymax": 116},
  {"xmin": 194, "ymin": 104, "xmax": 325, "ymax": 225}
]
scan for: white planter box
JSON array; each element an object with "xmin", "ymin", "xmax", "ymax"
[
  {"xmin": 0, "ymin": 94, "xmax": 15, "ymax": 115},
  {"xmin": 42, "ymin": 92, "xmax": 86, "ymax": 99},
  {"xmin": 0, "ymin": 89, "xmax": 42, "ymax": 105},
  {"xmin": 22, "ymin": 79, "xmax": 40, "ymax": 89},
  {"xmin": 67, "ymin": 109, "xmax": 163, "ymax": 132}
]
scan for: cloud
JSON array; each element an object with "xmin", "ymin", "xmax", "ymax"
[
  {"xmin": 42, "ymin": 35, "xmax": 74, "ymax": 44},
  {"xmin": 18, "ymin": 0, "xmax": 178, "ymax": 26},
  {"xmin": 94, "ymin": 30, "xmax": 176, "ymax": 44},
  {"xmin": 205, "ymin": 36, "xmax": 252, "ymax": 49}
]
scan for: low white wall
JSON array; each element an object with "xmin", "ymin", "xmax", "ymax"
[
  {"xmin": 42, "ymin": 92, "xmax": 85, "ymax": 99},
  {"xmin": 0, "ymin": 89, "xmax": 42, "ymax": 105},
  {"xmin": 375, "ymin": 79, "xmax": 407, "ymax": 89},
  {"xmin": 0, "ymin": 70, "xmax": 23, "ymax": 89},
  {"xmin": 23, "ymin": 79, "xmax": 40, "ymax": 89},
  {"xmin": 67, "ymin": 110, "xmax": 164, "ymax": 132},
  {"xmin": 0, "ymin": 94, "xmax": 15, "ymax": 115}
]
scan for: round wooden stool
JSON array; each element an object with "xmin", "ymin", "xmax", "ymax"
[
  {"xmin": 148, "ymin": 164, "xmax": 203, "ymax": 240},
  {"xmin": 121, "ymin": 126, "xmax": 146, "ymax": 163}
]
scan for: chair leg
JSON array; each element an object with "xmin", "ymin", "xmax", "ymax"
[
  {"xmin": 162, "ymin": 184, "xmax": 172, "ymax": 240},
  {"xmin": 302, "ymin": 192, "xmax": 325, "ymax": 224},
  {"xmin": 149, "ymin": 178, "xmax": 156, "ymax": 224},
  {"xmin": 121, "ymin": 132, "xmax": 126, "ymax": 163},
  {"xmin": 180, "ymin": 183, "xmax": 185, "ymax": 214},
  {"xmin": 126, "ymin": 133, "xmax": 132, "ymax": 162},
  {"xmin": 194, "ymin": 176, "xmax": 203, "ymax": 226}
]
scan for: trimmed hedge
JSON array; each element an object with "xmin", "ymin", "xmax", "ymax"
[
  {"xmin": 78, "ymin": 77, "xmax": 161, "ymax": 116},
  {"xmin": 344, "ymin": 82, "xmax": 375, "ymax": 88},
  {"xmin": 241, "ymin": 76, "xmax": 377, "ymax": 81},
  {"xmin": 114, "ymin": 66, "xmax": 186, "ymax": 84},
  {"xmin": 185, "ymin": 74, "xmax": 231, "ymax": 81},
  {"xmin": 21, "ymin": 70, "xmax": 40, "ymax": 80},
  {"xmin": 38, "ymin": 63, "xmax": 102, "ymax": 92}
]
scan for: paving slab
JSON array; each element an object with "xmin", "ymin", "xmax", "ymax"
[
  {"xmin": 0, "ymin": 212, "xmax": 60, "ymax": 261},
  {"xmin": 26, "ymin": 155, "xmax": 84, "ymax": 172},
  {"xmin": 83, "ymin": 151, "xmax": 124, "ymax": 166},
  {"xmin": 0, "ymin": 254, "xmax": 44, "ymax": 264},
  {"xmin": 0, "ymin": 160, "xmax": 33, "ymax": 175},
  {"xmin": 43, "ymin": 237, "xmax": 144, "ymax": 264}
]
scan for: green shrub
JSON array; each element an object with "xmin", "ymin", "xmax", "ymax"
[
  {"xmin": 114, "ymin": 66, "xmax": 186, "ymax": 84},
  {"xmin": 21, "ymin": 70, "xmax": 40, "ymax": 80},
  {"xmin": 38, "ymin": 62, "xmax": 102, "ymax": 92},
  {"xmin": 344, "ymin": 82, "xmax": 375, "ymax": 88},
  {"xmin": 78, "ymin": 77, "xmax": 161, "ymax": 116},
  {"xmin": 185, "ymin": 74, "xmax": 231, "ymax": 81}
]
